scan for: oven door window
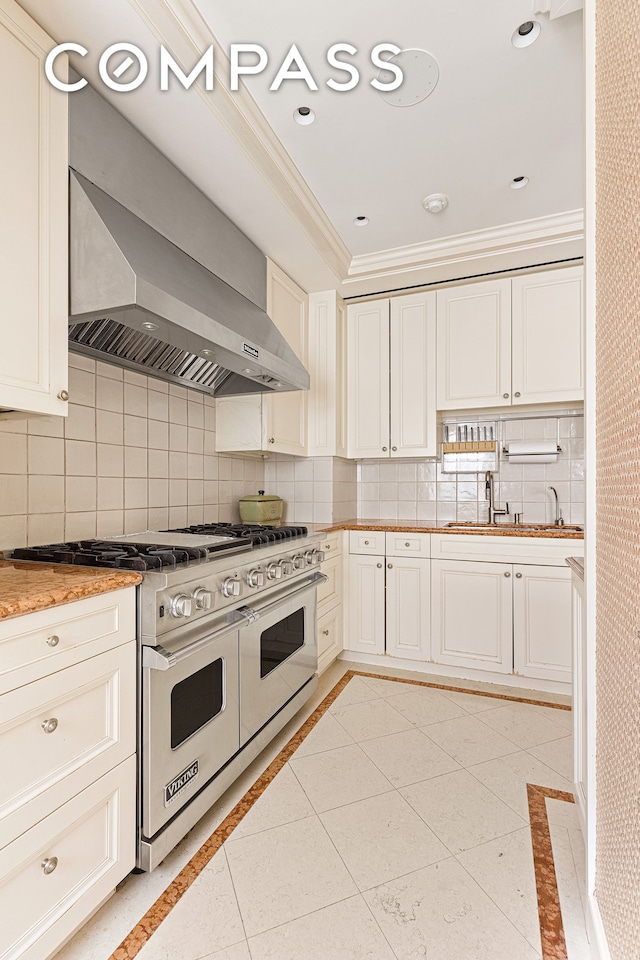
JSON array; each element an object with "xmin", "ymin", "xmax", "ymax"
[
  {"xmin": 260, "ymin": 606, "xmax": 305, "ymax": 679},
  {"xmin": 170, "ymin": 658, "xmax": 225, "ymax": 749}
]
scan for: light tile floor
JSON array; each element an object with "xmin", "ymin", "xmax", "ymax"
[{"xmin": 54, "ymin": 664, "xmax": 593, "ymax": 960}]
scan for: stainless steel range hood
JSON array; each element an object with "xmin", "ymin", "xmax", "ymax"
[{"xmin": 68, "ymin": 171, "xmax": 309, "ymax": 397}]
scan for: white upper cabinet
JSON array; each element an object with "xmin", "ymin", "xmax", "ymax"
[
  {"xmin": 307, "ymin": 290, "xmax": 347, "ymax": 458},
  {"xmin": 436, "ymin": 267, "xmax": 584, "ymax": 411},
  {"xmin": 347, "ymin": 292, "xmax": 437, "ymax": 459},
  {"xmin": 511, "ymin": 266, "xmax": 584, "ymax": 405},
  {"xmin": 437, "ymin": 279, "xmax": 512, "ymax": 410},
  {"xmin": 0, "ymin": 0, "xmax": 68, "ymax": 418}
]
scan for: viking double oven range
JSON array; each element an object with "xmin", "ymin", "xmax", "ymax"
[{"xmin": 14, "ymin": 524, "xmax": 326, "ymax": 871}]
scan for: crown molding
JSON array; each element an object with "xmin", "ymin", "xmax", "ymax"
[
  {"xmin": 126, "ymin": 0, "xmax": 351, "ymax": 282},
  {"xmin": 345, "ymin": 209, "xmax": 585, "ymax": 284}
]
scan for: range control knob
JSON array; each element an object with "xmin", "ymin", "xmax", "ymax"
[
  {"xmin": 266, "ymin": 562, "xmax": 282, "ymax": 580},
  {"xmin": 292, "ymin": 554, "xmax": 306, "ymax": 570},
  {"xmin": 247, "ymin": 568, "xmax": 265, "ymax": 588},
  {"xmin": 222, "ymin": 577, "xmax": 242, "ymax": 598},
  {"xmin": 315, "ymin": 549, "xmax": 326, "ymax": 563},
  {"xmin": 192, "ymin": 587, "xmax": 213, "ymax": 610},
  {"xmin": 305, "ymin": 550, "xmax": 319, "ymax": 566},
  {"xmin": 170, "ymin": 593, "xmax": 194, "ymax": 618},
  {"xmin": 279, "ymin": 559, "xmax": 294, "ymax": 575}
]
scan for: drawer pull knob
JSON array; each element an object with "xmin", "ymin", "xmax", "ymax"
[
  {"xmin": 392, "ymin": 446, "xmax": 397, "ymax": 451},
  {"xmin": 325, "ymin": 544, "xmax": 331, "ymax": 550},
  {"xmin": 322, "ymin": 629, "xmax": 330, "ymax": 636},
  {"xmin": 41, "ymin": 857, "xmax": 58, "ymax": 875},
  {"xmin": 57, "ymin": 390, "xmax": 69, "ymax": 402},
  {"xmin": 504, "ymin": 572, "xmax": 511, "ymax": 578},
  {"xmin": 515, "ymin": 572, "xmax": 523, "ymax": 579},
  {"xmin": 46, "ymin": 635, "xmax": 60, "ymax": 647},
  {"xmin": 382, "ymin": 447, "xmax": 388, "ymax": 452},
  {"xmin": 514, "ymin": 392, "xmax": 521, "ymax": 398},
  {"xmin": 364, "ymin": 540, "xmax": 370, "ymax": 545},
  {"xmin": 503, "ymin": 393, "xmax": 510, "ymax": 399},
  {"xmin": 388, "ymin": 563, "xmax": 393, "ymax": 569},
  {"xmin": 376, "ymin": 563, "xmax": 382, "ymax": 568},
  {"xmin": 405, "ymin": 542, "xmax": 411, "ymax": 547},
  {"xmin": 41, "ymin": 718, "xmax": 58, "ymax": 734}
]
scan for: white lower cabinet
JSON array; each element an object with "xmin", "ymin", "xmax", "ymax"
[
  {"xmin": 386, "ymin": 557, "xmax": 430, "ymax": 661},
  {"xmin": 430, "ymin": 560, "xmax": 513, "ymax": 673},
  {"xmin": 317, "ymin": 604, "xmax": 343, "ymax": 674},
  {"xmin": 347, "ymin": 554, "xmax": 386, "ymax": 655},
  {"xmin": 513, "ymin": 564, "xmax": 572, "ymax": 683},
  {"xmin": 317, "ymin": 532, "xmax": 344, "ymax": 674}
]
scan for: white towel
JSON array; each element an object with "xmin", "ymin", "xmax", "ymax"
[{"xmin": 506, "ymin": 440, "xmax": 558, "ymax": 464}]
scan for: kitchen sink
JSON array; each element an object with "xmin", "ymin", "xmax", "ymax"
[{"xmin": 445, "ymin": 521, "xmax": 584, "ymax": 532}]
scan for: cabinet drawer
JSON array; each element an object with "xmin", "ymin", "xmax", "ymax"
[
  {"xmin": 318, "ymin": 552, "xmax": 342, "ymax": 610},
  {"xmin": 317, "ymin": 605, "xmax": 343, "ymax": 673},
  {"xmin": 320, "ymin": 533, "xmax": 342, "ymax": 557},
  {"xmin": 385, "ymin": 532, "xmax": 430, "ymax": 558},
  {"xmin": 349, "ymin": 530, "xmax": 386, "ymax": 555},
  {"xmin": 0, "ymin": 757, "xmax": 135, "ymax": 960},
  {"xmin": 0, "ymin": 643, "xmax": 136, "ymax": 847},
  {"xmin": 0, "ymin": 587, "xmax": 136, "ymax": 695}
]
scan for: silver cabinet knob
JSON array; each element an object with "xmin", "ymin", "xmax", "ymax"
[
  {"xmin": 405, "ymin": 542, "xmax": 411, "ymax": 547},
  {"xmin": 46, "ymin": 635, "xmax": 60, "ymax": 647},
  {"xmin": 41, "ymin": 857, "xmax": 58, "ymax": 875},
  {"xmin": 192, "ymin": 587, "xmax": 213, "ymax": 610},
  {"xmin": 247, "ymin": 568, "xmax": 265, "ymax": 588},
  {"xmin": 514, "ymin": 392, "xmax": 521, "ymax": 398},
  {"xmin": 325, "ymin": 544, "xmax": 331, "ymax": 550},
  {"xmin": 322, "ymin": 629, "xmax": 329, "ymax": 636},
  {"xmin": 382, "ymin": 446, "xmax": 388, "ymax": 452},
  {"xmin": 221, "ymin": 577, "xmax": 242, "ymax": 598},
  {"xmin": 364, "ymin": 540, "xmax": 370, "ymax": 545},
  {"xmin": 376, "ymin": 563, "xmax": 383, "ymax": 568},
  {"xmin": 515, "ymin": 572, "xmax": 523, "ymax": 579},
  {"xmin": 170, "ymin": 593, "xmax": 194, "ymax": 617},
  {"xmin": 503, "ymin": 393, "xmax": 510, "ymax": 399},
  {"xmin": 57, "ymin": 390, "xmax": 69, "ymax": 401},
  {"xmin": 504, "ymin": 571, "xmax": 511, "ymax": 578},
  {"xmin": 387, "ymin": 563, "xmax": 393, "ymax": 569},
  {"xmin": 41, "ymin": 718, "xmax": 58, "ymax": 734},
  {"xmin": 392, "ymin": 446, "xmax": 397, "ymax": 452},
  {"xmin": 268, "ymin": 437, "xmax": 275, "ymax": 443},
  {"xmin": 266, "ymin": 562, "xmax": 282, "ymax": 580}
]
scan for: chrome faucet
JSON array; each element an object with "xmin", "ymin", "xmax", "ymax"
[
  {"xmin": 485, "ymin": 471, "xmax": 510, "ymax": 524},
  {"xmin": 548, "ymin": 486, "xmax": 564, "ymax": 526}
]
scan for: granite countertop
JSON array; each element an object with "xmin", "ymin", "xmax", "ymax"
[
  {"xmin": 0, "ymin": 560, "xmax": 142, "ymax": 622},
  {"xmin": 314, "ymin": 519, "xmax": 584, "ymax": 539},
  {"xmin": 565, "ymin": 556, "xmax": 585, "ymax": 579}
]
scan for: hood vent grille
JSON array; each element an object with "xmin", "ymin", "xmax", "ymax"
[{"xmin": 69, "ymin": 318, "xmax": 237, "ymax": 393}]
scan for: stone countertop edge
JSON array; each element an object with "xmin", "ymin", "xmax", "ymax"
[
  {"xmin": 565, "ymin": 556, "xmax": 585, "ymax": 579},
  {"xmin": 0, "ymin": 560, "xmax": 142, "ymax": 623},
  {"xmin": 312, "ymin": 519, "xmax": 584, "ymax": 539}
]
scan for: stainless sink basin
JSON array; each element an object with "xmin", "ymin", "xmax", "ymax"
[{"xmin": 445, "ymin": 521, "xmax": 583, "ymax": 533}]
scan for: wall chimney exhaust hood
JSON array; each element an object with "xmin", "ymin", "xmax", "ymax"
[{"xmin": 68, "ymin": 171, "xmax": 309, "ymax": 397}]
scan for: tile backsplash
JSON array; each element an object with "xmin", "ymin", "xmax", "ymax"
[
  {"xmin": 263, "ymin": 455, "xmax": 357, "ymax": 525},
  {"xmin": 0, "ymin": 355, "xmax": 265, "ymax": 551}
]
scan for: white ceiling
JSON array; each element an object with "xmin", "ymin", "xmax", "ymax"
[{"xmin": 20, "ymin": 0, "xmax": 584, "ymax": 295}]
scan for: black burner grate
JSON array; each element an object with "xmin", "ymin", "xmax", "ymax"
[
  {"xmin": 12, "ymin": 539, "xmax": 213, "ymax": 571},
  {"xmin": 166, "ymin": 523, "xmax": 308, "ymax": 546}
]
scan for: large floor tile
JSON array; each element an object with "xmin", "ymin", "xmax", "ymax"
[
  {"xmin": 135, "ymin": 850, "xmax": 245, "ymax": 960},
  {"xmin": 475, "ymin": 702, "xmax": 571, "ymax": 748},
  {"xmin": 289, "ymin": 743, "xmax": 393, "ymax": 812},
  {"xmin": 293, "ymin": 711, "xmax": 355, "ymax": 758},
  {"xmin": 225, "ymin": 816, "xmax": 357, "ymax": 938},
  {"xmin": 202, "ymin": 943, "xmax": 251, "ymax": 960},
  {"xmin": 437, "ymin": 688, "xmax": 507, "ymax": 713},
  {"xmin": 320, "ymin": 790, "xmax": 448, "ymax": 890},
  {"xmin": 528, "ymin": 737, "xmax": 574, "ymax": 779},
  {"xmin": 549, "ymin": 823, "xmax": 592, "ymax": 960},
  {"xmin": 228, "ymin": 765, "xmax": 314, "ymax": 841},
  {"xmin": 360, "ymin": 674, "xmax": 413, "ymax": 696},
  {"xmin": 423, "ymin": 713, "xmax": 520, "ymax": 766},
  {"xmin": 400, "ymin": 769, "xmax": 526, "ymax": 854},
  {"xmin": 331, "ymin": 696, "xmax": 413, "ymax": 741},
  {"xmin": 329, "ymin": 676, "xmax": 380, "ymax": 709},
  {"xmin": 247, "ymin": 895, "xmax": 397, "ymax": 960},
  {"xmin": 380, "ymin": 687, "xmax": 467, "ymax": 726},
  {"xmin": 364, "ymin": 857, "xmax": 540, "ymax": 960},
  {"xmin": 360, "ymin": 727, "xmax": 461, "ymax": 788},
  {"xmin": 457, "ymin": 827, "xmax": 542, "ymax": 952},
  {"xmin": 467, "ymin": 751, "xmax": 573, "ymax": 820}
]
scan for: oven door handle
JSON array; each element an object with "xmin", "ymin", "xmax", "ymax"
[
  {"xmin": 143, "ymin": 609, "xmax": 246, "ymax": 671},
  {"xmin": 238, "ymin": 571, "xmax": 328, "ymax": 623}
]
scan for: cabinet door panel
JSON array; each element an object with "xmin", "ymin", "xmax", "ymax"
[
  {"xmin": 390, "ymin": 292, "xmax": 437, "ymax": 457},
  {"xmin": 317, "ymin": 604, "xmax": 343, "ymax": 674},
  {"xmin": 511, "ymin": 267, "xmax": 584, "ymax": 405},
  {"xmin": 347, "ymin": 300, "xmax": 390, "ymax": 458},
  {"xmin": 346, "ymin": 555, "xmax": 385, "ymax": 654},
  {"xmin": 431, "ymin": 559, "xmax": 512, "ymax": 672},
  {"xmin": 386, "ymin": 557, "xmax": 430, "ymax": 661},
  {"xmin": 513, "ymin": 564, "xmax": 572, "ymax": 682},
  {"xmin": 436, "ymin": 280, "xmax": 511, "ymax": 409},
  {"xmin": 264, "ymin": 263, "xmax": 307, "ymax": 455}
]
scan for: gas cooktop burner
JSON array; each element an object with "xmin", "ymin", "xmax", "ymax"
[{"xmin": 167, "ymin": 523, "xmax": 308, "ymax": 545}]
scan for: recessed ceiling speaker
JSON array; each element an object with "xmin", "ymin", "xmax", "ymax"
[{"xmin": 377, "ymin": 49, "xmax": 440, "ymax": 107}]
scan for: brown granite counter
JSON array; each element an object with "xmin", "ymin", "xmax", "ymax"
[
  {"xmin": 566, "ymin": 556, "xmax": 585, "ymax": 579},
  {"xmin": 314, "ymin": 519, "xmax": 584, "ymax": 540},
  {"xmin": 0, "ymin": 560, "xmax": 142, "ymax": 622}
]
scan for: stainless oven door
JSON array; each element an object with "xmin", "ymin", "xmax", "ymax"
[
  {"xmin": 239, "ymin": 573, "xmax": 324, "ymax": 746},
  {"xmin": 141, "ymin": 616, "xmax": 240, "ymax": 839}
]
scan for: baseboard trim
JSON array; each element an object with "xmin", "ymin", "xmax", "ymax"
[{"xmin": 586, "ymin": 894, "xmax": 611, "ymax": 960}]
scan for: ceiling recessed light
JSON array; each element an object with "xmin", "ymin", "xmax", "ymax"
[
  {"xmin": 509, "ymin": 176, "xmax": 529, "ymax": 189},
  {"xmin": 423, "ymin": 193, "xmax": 448, "ymax": 214},
  {"xmin": 293, "ymin": 106, "xmax": 315, "ymax": 125},
  {"xmin": 141, "ymin": 321, "xmax": 158, "ymax": 331},
  {"xmin": 353, "ymin": 216, "xmax": 369, "ymax": 226},
  {"xmin": 511, "ymin": 20, "xmax": 541, "ymax": 48}
]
